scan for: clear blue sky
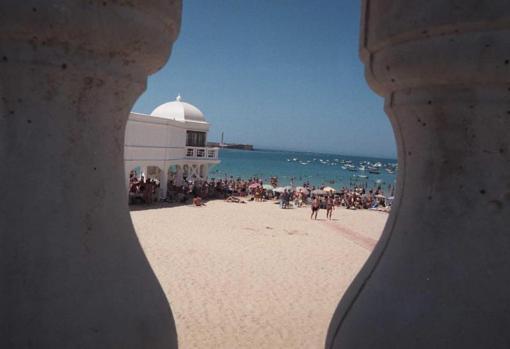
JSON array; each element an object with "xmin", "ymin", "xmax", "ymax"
[{"xmin": 133, "ymin": 0, "xmax": 396, "ymax": 159}]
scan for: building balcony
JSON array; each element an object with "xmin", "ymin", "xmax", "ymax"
[{"xmin": 185, "ymin": 146, "xmax": 219, "ymax": 160}]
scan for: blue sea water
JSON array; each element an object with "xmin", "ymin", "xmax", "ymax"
[{"xmin": 209, "ymin": 149, "xmax": 398, "ymax": 189}]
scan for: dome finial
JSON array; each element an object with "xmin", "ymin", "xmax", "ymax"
[{"xmin": 176, "ymin": 93, "xmax": 182, "ymax": 102}]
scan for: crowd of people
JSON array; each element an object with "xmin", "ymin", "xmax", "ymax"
[
  {"xmin": 128, "ymin": 173, "xmax": 161, "ymax": 205},
  {"xmin": 129, "ymin": 172, "xmax": 394, "ymax": 216}
]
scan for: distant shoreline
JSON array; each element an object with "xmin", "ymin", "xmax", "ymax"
[{"xmin": 207, "ymin": 142, "xmax": 254, "ymax": 151}]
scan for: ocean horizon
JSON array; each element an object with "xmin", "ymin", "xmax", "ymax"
[
  {"xmin": 210, "ymin": 148, "xmax": 398, "ymax": 189},
  {"xmin": 249, "ymin": 147, "xmax": 396, "ymax": 161}
]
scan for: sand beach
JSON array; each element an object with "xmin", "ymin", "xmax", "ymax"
[{"xmin": 131, "ymin": 200, "xmax": 387, "ymax": 348}]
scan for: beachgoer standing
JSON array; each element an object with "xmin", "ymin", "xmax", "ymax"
[
  {"xmin": 281, "ymin": 190, "xmax": 288, "ymax": 209},
  {"xmin": 326, "ymin": 196, "xmax": 334, "ymax": 220},
  {"xmin": 311, "ymin": 196, "xmax": 320, "ymax": 220}
]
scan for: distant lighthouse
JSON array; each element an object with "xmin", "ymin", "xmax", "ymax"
[{"xmin": 220, "ymin": 132, "xmax": 224, "ymax": 147}]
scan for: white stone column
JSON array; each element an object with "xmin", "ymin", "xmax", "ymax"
[
  {"xmin": 0, "ymin": 2, "xmax": 181, "ymax": 348},
  {"xmin": 137, "ymin": 165, "xmax": 144, "ymax": 179},
  {"xmin": 327, "ymin": 1, "xmax": 510, "ymax": 348},
  {"xmin": 159, "ymin": 170, "xmax": 168, "ymax": 201},
  {"xmin": 175, "ymin": 165, "xmax": 183, "ymax": 186},
  {"xmin": 125, "ymin": 165, "xmax": 134, "ymax": 194},
  {"xmin": 203, "ymin": 164, "xmax": 209, "ymax": 179}
]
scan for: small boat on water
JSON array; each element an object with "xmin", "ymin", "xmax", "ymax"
[
  {"xmin": 384, "ymin": 162, "xmax": 398, "ymax": 174},
  {"xmin": 368, "ymin": 166, "xmax": 380, "ymax": 174}
]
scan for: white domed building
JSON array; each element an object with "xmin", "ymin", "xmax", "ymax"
[{"xmin": 124, "ymin": 95, "xmax": 220, "ymax": 199}]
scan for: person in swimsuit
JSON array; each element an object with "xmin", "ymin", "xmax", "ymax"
[
  {"xmin": 311, "ymin": 196, "xmax": 320, "ymax": 220},
  {"xmin": 193, "ymin": 195, "xmax": 202, "ymax": 206},
  {"xmin": 326, "ymin": 196, "xmax": 334, "ymax": 220},
  {"xmin": 225, "ymin": 196, "xmax": 246, "ymax": 203}
]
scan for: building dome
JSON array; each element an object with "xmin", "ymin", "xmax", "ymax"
[{"xmin": 150, "ymin": 95, "xmax": 206, "ymax": 122}]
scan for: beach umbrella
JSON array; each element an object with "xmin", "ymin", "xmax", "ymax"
[
  {"xmin": 249, "ymin": 182, "xmax": 261, "ymax": 189},
  {"xmin": 311, "ymin": 189, "xmax": 327, "ymax": 196},
  {"xmin": 273, "ymin": 187, "xmax": 285, "ymax": 193},
  {"xmin": 375, "ymin": 194, "xmax": 386, "ymax": 199},
  {"xmin": 295, "ymin": 186, "xmax": 309, "ymax": 194},
  {"xmin": 262, "ymin": 184, "xmax": 274, "ymax": 190},
  {"xmin": 323, "ymin": 186, "xmax": 336, "ymax": 193},
  {"xmin": 283, "ymin": 185, "xmax": 293, "ymax": 191}
]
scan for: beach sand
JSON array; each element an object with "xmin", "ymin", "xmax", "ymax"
[{"xmin": 131, "ymin": 200, "xmax": 387, "ymax": 349}]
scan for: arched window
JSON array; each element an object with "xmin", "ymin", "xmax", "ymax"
[{"xmin": 168, "ymin": 165, "xmax": 177, "ymax": 181}]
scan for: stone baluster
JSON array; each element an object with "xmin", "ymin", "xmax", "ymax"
[
  {"xmin": 159, "ymin": 170, "xmax": 168, "ymax": 201},
  {"xmin": 0, "ymin": 1, "xmax": 181, "ymax": 347},
  {"xmin": 327, "ymin": 1, "xmax": 510, "ymax": 347}
]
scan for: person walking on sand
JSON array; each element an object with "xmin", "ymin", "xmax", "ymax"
[
  {"xmin": 311, "ymin": 196, "xmax": 320, "ymax": 220},
  {"xmin": 326, "ymin": 196, "xmax": 334, "ymax": 220}
]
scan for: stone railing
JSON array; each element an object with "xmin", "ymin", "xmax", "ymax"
[
  {"xmin": 1, "ymin": 1, "xmax": 182, "ymax": 347},
  {"xmin": 327, "ymin": 1, "xmax": 510, "ymax": 348},
  {"xmin": 185, "ymin": 146, "xmax": 219, "ymax": 159}
]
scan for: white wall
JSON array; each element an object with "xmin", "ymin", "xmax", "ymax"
[
  {"xmin": 125, "ymin": 112, "xmax": 209, "ymax": 162},
  {"xmin": 124, "ymin": 112, "xmax": 219, "ymax": 196}
]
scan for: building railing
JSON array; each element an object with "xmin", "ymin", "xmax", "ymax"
[{"xmin": 185, "ymin": 146, "xmax": 219, "ymax": 159}]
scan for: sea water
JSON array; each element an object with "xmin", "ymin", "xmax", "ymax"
[{"xmin": 209, "ymin": 148, "xmax": 398, "ymax": 190}]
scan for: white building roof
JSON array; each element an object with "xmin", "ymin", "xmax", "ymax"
[{"xmin": 150, "ymin": 95, "xmax": 207, "ymax": 123}]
